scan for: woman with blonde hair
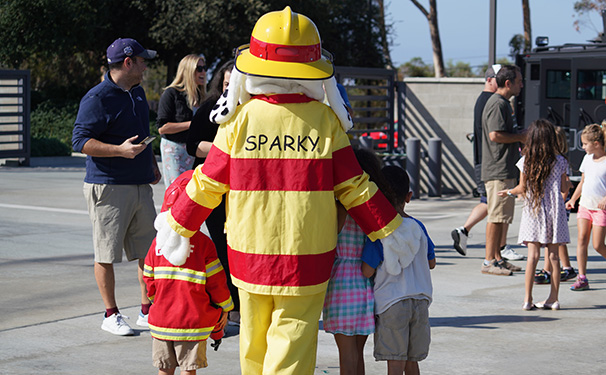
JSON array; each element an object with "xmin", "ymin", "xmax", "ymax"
[{"xmin": 157, "ymin": 54, "xmax": 207, "ymax": 187}]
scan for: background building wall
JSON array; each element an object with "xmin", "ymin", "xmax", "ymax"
[{"xmin": 400, "ymin": 77, "xmax": 485, "ymax": 195}]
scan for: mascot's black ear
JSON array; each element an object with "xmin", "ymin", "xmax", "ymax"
[
  {"xmin": 210, "ymin": 69, "xmax": 247, "ymax": 124},
  {"xmin": 211, "ymin": 90, "xmax": 230, "ymax": 124}
]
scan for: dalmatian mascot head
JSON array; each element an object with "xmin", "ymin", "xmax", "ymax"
[{"xmin": 210, "ymin": 6, "xmax": 353, "ymax": 131}]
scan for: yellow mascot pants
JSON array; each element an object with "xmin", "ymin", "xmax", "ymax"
[{"xmin": 239, "ymin": 289, "xmax": 326, "ymax": 375}]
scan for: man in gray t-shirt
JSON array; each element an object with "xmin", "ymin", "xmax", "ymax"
[{"xmin": 480, "ymin": 65, "xmax": 526, "ymax": 276}]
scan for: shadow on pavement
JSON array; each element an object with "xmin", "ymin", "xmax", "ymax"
[{"xmin": 430, "ymin": 314, "xmax": 557, "ymax": 329}]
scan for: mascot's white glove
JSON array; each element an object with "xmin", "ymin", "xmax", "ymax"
[
  {"xmin": 381, "ymin": 217, "xmax": 424, "ymax": 275},
  {"xmin": 154, "ymin": 211, "xmax": 191, "ymax": 266}
]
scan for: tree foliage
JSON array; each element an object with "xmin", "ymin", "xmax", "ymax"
[
  {"xmin": 0, "ymin": 0, "xmax": 153, "ymax": 100},
  {"xmin": 476, "ymin": 57, "xmax": 513, "ymax": 77},
  {"xmin": 573, "ymin": 0, "xmax": 606, "ymax": 37},
  {"xmin": 445, "ymin": 60, "xmax": 474, "ymax": 77},
  {"xmin": 398, "ymin": 57, "xmax": 433, "ymax": 78},
  {"xmin": 137, "ymin": 0, "xmax": 268, "ymax": 81},
  {"xmin": 509, "ymin": 34, "xmax": 525, "ymax": 60},
  {"xmin": 0, "ymin": 0, "xmax": 390, "ymax": 100}
]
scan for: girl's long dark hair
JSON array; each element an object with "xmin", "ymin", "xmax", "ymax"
[
  {"xmin": 523, "ymin": 119, "xmax": 558, "ymax": 213},
  {"xmin": 206, "ymin": 60, "xmax": 234, "ymax": 103}
]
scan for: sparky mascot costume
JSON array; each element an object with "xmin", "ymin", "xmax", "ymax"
[{"xmin": 155, "ymin": 7, "xmax": 418, "ymax": 374}]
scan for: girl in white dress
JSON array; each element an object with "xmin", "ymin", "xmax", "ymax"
[{"xmin": 498, "ymin": 119, "xmax": 569, "ymax": 310}]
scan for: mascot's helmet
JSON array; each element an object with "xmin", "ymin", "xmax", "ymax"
[{"xmin": 235, "ymin": 6, "xmax": 334, "ymax": 80}]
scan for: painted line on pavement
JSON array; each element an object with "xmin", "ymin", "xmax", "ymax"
[
  {"xmin": 413, "ymin": 212, "xmax": 460, "ymax": 220},
  {"xmin": 0, "ymin": 203, "xmax": 88, "ymax": 215}
]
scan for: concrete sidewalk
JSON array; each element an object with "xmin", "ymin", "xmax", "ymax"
[{"xmin": 1, "ymin": 157, "xmax": 605, "ymax": 374}]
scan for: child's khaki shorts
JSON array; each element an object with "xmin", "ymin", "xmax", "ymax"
[
  {"xmin": 374, "ymin": 298, "xmax": 430, "ymax": 362},
  {"xmin": 152, "ymin": 338, "xmax": 208, "ymax": 371}
]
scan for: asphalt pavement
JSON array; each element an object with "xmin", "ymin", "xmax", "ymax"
[{"xmin": 1, "ymin": 156, "xmax": 605, "ymax": 374}]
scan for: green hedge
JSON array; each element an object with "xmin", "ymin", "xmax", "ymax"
[
  {"xmin": 31, "ymin": 136, "xmax": 71, "ymax": 157},
  {"xmin": 30, "ymin": 100, "xmax": 79, "ymax": 155},
  {"xmin": 30, "ymin": 100, "xmax": 160, "ymax": 156}
]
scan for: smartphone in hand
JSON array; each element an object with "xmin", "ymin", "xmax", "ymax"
[{"xmin": 139, "ymin": 136, "xmax": 156, "ymax": 145}]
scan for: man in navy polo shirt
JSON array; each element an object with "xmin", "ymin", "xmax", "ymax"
[{"xmin": 72, "ymin": 38, "xmax": 161, "ymax": 336}]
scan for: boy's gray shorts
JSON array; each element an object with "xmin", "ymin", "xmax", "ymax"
[{"xmin": 374, "ymin": 298, "xmax": 430, "ymax": 362}]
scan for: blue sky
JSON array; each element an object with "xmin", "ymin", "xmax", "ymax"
[{"xmin": 386, "ymin": 0, "xmax": 604, "ymax": 68}]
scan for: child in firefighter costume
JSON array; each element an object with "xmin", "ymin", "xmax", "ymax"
[
  {"xmin": 144, "ymin": 170, "xmax": 233, "ymax": 373},
  {"xmin": 155, "ymin": 6, "xmax": 418, "ymax": 375}
]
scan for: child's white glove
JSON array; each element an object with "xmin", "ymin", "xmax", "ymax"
[
  {"xmin": 381, "ymin": 218, "xmax": 423, "ymax": 275},
  {"xmin": 154, "ymin": 211, "xmax": 191, "ymax": 266}
]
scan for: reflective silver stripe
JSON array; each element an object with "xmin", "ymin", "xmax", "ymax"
[
  {"xmin": 149, "ymin": 327, "xmax": 213, "ymax": 341},
  {"xmin": 153, "ymin": 267, "xmax": 206, "ymax": 284},
  {"xmin": 206, "ymin": 260, "xmax": 224, "ymax": 276}
]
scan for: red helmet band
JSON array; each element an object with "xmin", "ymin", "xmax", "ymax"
[{"xmin": 249, "ymin": 36, "xmax": 321, "ymax": 63}]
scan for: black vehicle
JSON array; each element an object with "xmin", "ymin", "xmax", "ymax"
[{"xmin": 516, "ymin": 36, "xmax": 606, "ymax": 180}]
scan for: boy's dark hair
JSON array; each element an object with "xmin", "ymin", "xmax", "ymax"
[
  {"xmin": 354, "ymin": 147, "xmax": 396, "ymax": 207},
  {"xmin": 381, "ymin": 165, "xmax": 410, "ymax": 207}
]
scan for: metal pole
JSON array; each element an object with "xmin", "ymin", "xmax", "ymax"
[
  {"xmin": 489, "ymin": 0, "xmax": 497, "ymax": 66},
  {"xmin": 406, "ymin": 138, "xmax": 420, "ymax": 199},
  {"xmin": 428, "ymin": 138, "xmax": 442, "ymax": 197},
  {"xmin": 396, "ymin": 81, "xmax": 406, "ymax": 154}
]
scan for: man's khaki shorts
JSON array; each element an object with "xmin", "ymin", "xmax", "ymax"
[
  {"xmin": 152, "ymin": 338, "xmax": 208, "ymax": 371},
  {"xmin": 485, "ymin": 179, "xmax": 516, "ymax": 224},
  {"xmin": 83, "ymin": 183, "xmax": 156, "ymax": 263}
]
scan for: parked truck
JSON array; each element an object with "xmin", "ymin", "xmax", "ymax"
[{"xmin": 516, "ymin": 36, "xmax": 606, "ymax": 180}]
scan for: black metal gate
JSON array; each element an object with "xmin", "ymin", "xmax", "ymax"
[
  {"xmin": 335, "ymin": 66, "xmax": 399, "ymax": 152},
  {"xmin": 0, "ymin": 70, "xmax": 31, "ymax": 166}
]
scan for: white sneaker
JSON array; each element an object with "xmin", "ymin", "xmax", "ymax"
[
  {"xmin": 451, "ymin": 227, "xmax": 468, "ymax": 256},
  {"xmin": 136, "ymin": 311, "xmax": 149, "ymax": 327},
  {"xmin": 500, "ymin": 245, "xmax": 525, "ymax": 261},
  {"xmin": 101, "ymin": 313, "xmax": 134, "ymax": 336}
]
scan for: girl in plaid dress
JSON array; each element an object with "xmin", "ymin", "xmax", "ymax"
[{"xmin": 323, "ymin": 147, "xmax": 395, "ymax": 375}]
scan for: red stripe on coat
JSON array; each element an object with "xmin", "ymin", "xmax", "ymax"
[
  {"xmin": 348, "ymin": 191, "xmax": 397, "ymax": 234},
  {"xmin": 332, "ymin": 146, "xmax": 363, "ymax": 185},
  {"xmin": 228, "ymin": 246, "xmax": 336, "ymax": 287},
  {"xmin": 230, "ymin": 158, "xmax": 333, "ymax": 191},
  {"xmin": 170, "ymin": 195, "xmax": 214, "ymax": 233},
  {"xmin": 201, "ymin": 146, "xmax": 230, "ymax": 185}
]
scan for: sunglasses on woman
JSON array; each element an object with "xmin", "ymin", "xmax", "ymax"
[{"xmin": 195, "ymin": 65, "xmax": 207, "ymax": 73}]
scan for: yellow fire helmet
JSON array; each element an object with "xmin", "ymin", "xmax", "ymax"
[{"xmin": 235, "ymin": 6, "xmax": 334, "ymax": 80}]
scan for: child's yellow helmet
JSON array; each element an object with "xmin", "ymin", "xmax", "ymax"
[{"xmin": 235, "ymin": 6, "xmax": 334, "ymax": 80}]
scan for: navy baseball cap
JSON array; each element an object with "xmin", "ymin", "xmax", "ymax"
[{"xmin": 106, "ymin": 38, "xmax": 157, "ymax": 64}]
